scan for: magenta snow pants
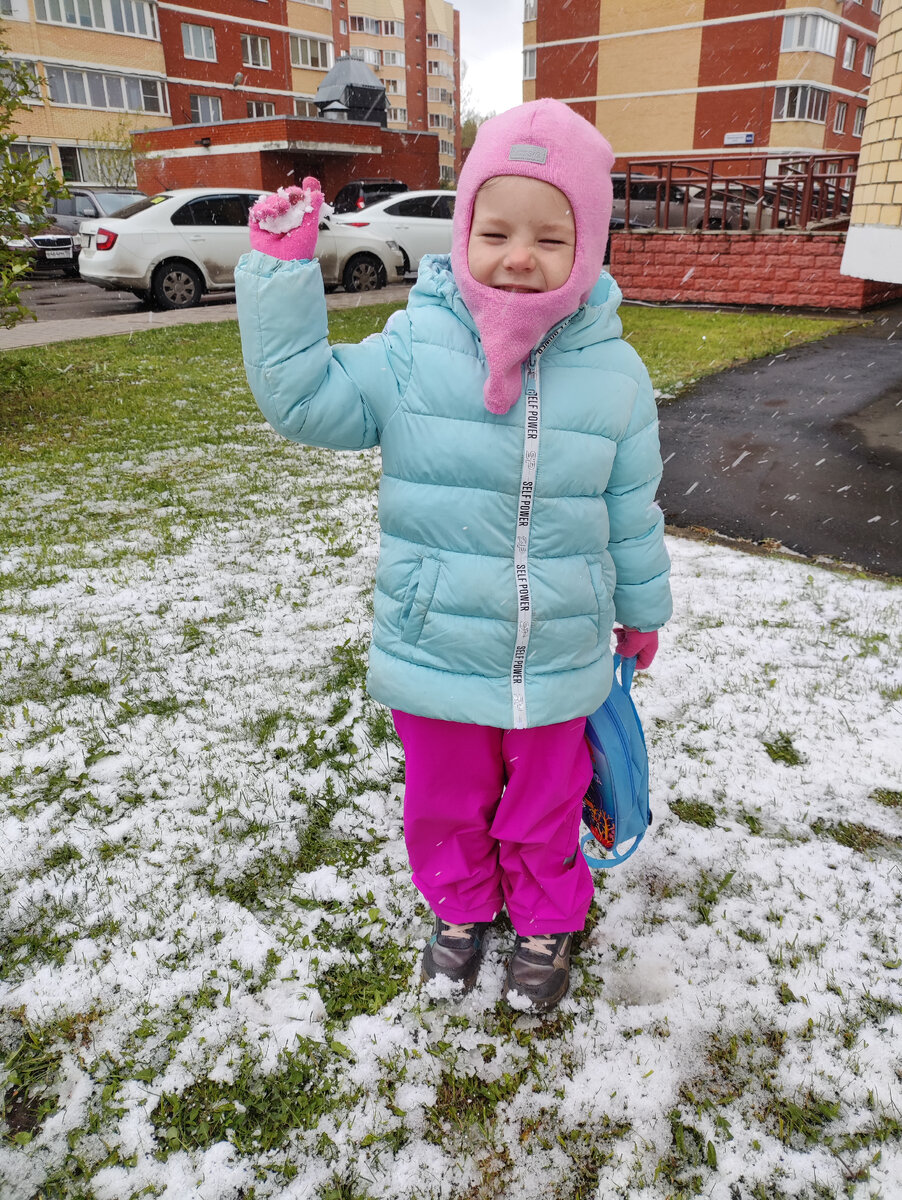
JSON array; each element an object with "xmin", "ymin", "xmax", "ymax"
[{"xmin": 391, "ymin": 711, "xmax": 595, "ymax": 936}]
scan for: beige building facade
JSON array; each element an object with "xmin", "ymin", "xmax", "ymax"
[{"xmin": 841, "ymin": 0, "xmax": 902, "ymax": 283}]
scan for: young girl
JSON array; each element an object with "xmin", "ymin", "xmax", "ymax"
[{"xmin": 235, "ymin": 99, "xmax": 672, "ymax": 1012}]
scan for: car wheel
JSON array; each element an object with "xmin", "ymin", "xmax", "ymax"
[
  {"xmin": 152, "ymin": 260, "xmax": 204, "ymax": 309},
  {"xmin": 342, "ymin": 253, "xmax": 385, "ymax": 293},
  {"xmin": 63, "ymin": 265, "xmax": 80, "ymax": 279}
]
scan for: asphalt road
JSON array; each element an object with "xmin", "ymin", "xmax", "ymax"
[
  {"xmin": 657, "ymin": 308, "xmax": 902, "ymax": 576},
  {"xmin": 19, "ymin": 274, "xmax": 237, "ymax": 320}
]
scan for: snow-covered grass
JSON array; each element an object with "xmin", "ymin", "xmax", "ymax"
[{"xmin": 1, "ymin": 314, "xmax": 901, "ymax": 1200}]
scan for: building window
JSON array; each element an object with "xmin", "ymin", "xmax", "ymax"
[
  {"xmin": 383, "ymin": 78, "xmax": 405, "ymax": 95},
  {"xmin": 182, "ymin": 23, "xmax": 215, "ymax": 62},
  {"xmin": 10, "ymin": 142, "xmax": 54, "ymax": 177},
  {"xmin": 350, "ymin": 15, "xmax": 380, "ymax": 35},
  {"xmin": 842, "ymin": 37, "xmax": 858, "ymax": 70},
  {"xmin": 299, "ymin": 0, "xmax": 330, "ymax": 6},
  {"xmin": 339, "ymin": 19, "xmax": 346, "ymax": 34},
  {"xmin": 34, "ymin": 0, "xmax": 157, "ymax": 38},
  {"xmin": 383, "ymin": 20, "xmax": 403, "ymax": 37},
  {"xmin": 863, "ymin": 43, "xmax": 875, "ymax": 76},
  {"xmin": 242, "ymin": 35, "xmax": 271, "ymax": 69},
  {"xmin": 189, "ymin": 93, "xmax": 221, "ymax": 123},
  {"xmin": 387, "ymin": 106, "xmax": 407, "ymax": 123},
  {"xmin": 872, "ymin": 0, "xmax": 882, "ymax": 12},
  {"xmin": 772, "ymin": 84, "xmax": 828, "ymax": 123},
  {"xmin": 524, "ymin": 0, "xmax": 537, "ymax": 18},
  {"xmin": 0, "ymin": 0, "xmax": 13, "ymax": 13},
  {"xmin": 2, "ymin": 58, "xmax": 41, "ymax": 102},
  {"xmin": 57, "ymin": 143, "xmax": 136, "ymax": 183},
  {"xmin": 247, "ymin": 100, "xmax": 275, "ymax": 117},
  {"xmin": 426, "ymin": 58, "xmax": 451, "ymax": 77},
  {"xmin": 426, "ymin": 32, "xmax": 453, "ymax": 53},
  {"xmin": 780, "ymin": 14, "xmax": 838, "ymax": 57},
  {"xmin": 523, "ymin": 48, "xmax": 536, "ymax": 80},
  {"xmin": 853, "ymin": 106, "xmax": 866, "ymax": 137},
  {"xmin": 349, "ymin": 46, "xmax": 380, "ymax": 66},
  {"xmin": 290, "ymin": 35, "xmax": 333, "ymax": 69},
  {"xmin": 833, "ymin": 101, "xmax": 848, "ymax": 132},
  {"xmin": 439, "ymin": 138, "xmax": 453, "ymax": 156},
  {"xmin": 428, "ymin": 111, "xmax": 452, "ymax": 130},
  {"xmin": 427, "ymin": 86, "xmax": 453, "ymax": 103},
  {"xmin": 294, "ymin": 97, "xmax": 318, "ymax": 117},
  {"xmin": 47, "ymin": 65, "xmax": 167, "ymax": 113},
  {"xmin": 439, "ymin": 163, "xmax": 454, "ymax": 182},
  {"xmin": 383, "ymin": 50, "xmax": 406, "ymax": 67}
]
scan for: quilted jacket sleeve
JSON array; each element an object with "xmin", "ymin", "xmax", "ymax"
[
  {"xmin": 235, "ymin": 250, "xmax": 410, "ymax": 450},
  {"xmin": 604, "ymin": 359, "xmax": 673, "ymax": 632}
]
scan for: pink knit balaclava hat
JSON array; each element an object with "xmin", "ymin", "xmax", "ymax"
[{"xmin": 451, "ymin": 98, "xmax": 614, "ymax": 415}]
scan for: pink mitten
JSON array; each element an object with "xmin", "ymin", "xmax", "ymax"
[
  {"xmin": 614, "ymin": 626, "xmax": 659, "ymax": 669},
  {"xmin": 248, "ymin": 176, "xmax": 325, "ymax": 261}
]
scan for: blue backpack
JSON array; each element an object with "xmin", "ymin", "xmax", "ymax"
[{"xmin": 581, "ymin": 654, "xmax": 652, "ymax": 869}]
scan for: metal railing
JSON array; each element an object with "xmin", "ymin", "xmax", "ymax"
[{"xmin": 621, "ymin": 153, "xmax": 858, "ymax": 232}]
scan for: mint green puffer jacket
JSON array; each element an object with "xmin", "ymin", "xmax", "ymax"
[{"xmin": 235, "ymin": 251, "xmax": 671, "ymax": 729}]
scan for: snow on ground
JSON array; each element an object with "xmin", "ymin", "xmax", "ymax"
[{"xmin": 1, "ymin": 438, "xmax": 901, "ymax": 1200}]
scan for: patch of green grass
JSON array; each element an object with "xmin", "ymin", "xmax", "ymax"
[
  {"xmin": 318, "ymin": 938, "xmax": 414, "ymax": 1023},
  {"xmin": 762, "ymin": 731, "xmax": 806, "ymax": 767},
  {"xmin": 871, "ymin": 787, "xmax": 902, "ymax": 809},
  {"xmin": 811, "ymin": 820, "xmax": 895, "ymax": 854},
  {"xmin": 151, "ymin": 1040, "xmax": 346, "ymax": 1155},
  {"xmin": 621, "ymin": 307, "xmax": 859, "ymax": 400},
  {"xmin": 669, "ymin": 799, "xmax": 717, "ymax": 828}
]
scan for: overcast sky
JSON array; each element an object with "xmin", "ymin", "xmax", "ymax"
[{"xmin": 454, "ymin": 0, "xmax": 523, "ymax": 118}]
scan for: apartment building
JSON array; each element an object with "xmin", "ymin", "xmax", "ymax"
[
  {"xmin": 345, "ymin": 0, "xmax": 459, "ymax": 182},
  {"xmin": 522, "ymin": 1, "xmax": 881, "ymax": 161},
  {"xmin": 2, "ymin": 0, "xmax": 169, "ymax": 182},
  {"xmin": 3, "ymin": 0, "xmax": 459, "ymax": 186},
  {"xmin": 842, "ymin": 0, "xmax": 902, "ymax": 284}
]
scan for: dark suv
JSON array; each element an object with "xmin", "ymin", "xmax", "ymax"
[
  {"xmin": 332, "ymin": 179, "xmax": 407, "ymax": 214},
  {"xmin": 46, "ymin": 186, "xmax": 147, "ymax": 234}
]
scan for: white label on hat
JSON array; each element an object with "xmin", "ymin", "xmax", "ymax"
[{"xmin": 509, "ymin": 143, "xmax": 547, "ymax": 164}]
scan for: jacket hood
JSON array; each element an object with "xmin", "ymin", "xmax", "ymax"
[
  {"xmin": 449, "ymin": 99, "xmax": 614, "ymax": 415},
  {"xmin": 411, "ymin": 253, "xmax": 624, "ymax": 356}
]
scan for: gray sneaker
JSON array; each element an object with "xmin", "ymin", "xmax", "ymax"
[
  {"xmin": 422, "ymin": 916, "xmax": 490, "ymax": 992},
  {"xmin": 505, "ymin": 932, "xmax": 573, "ymax": 1011}
]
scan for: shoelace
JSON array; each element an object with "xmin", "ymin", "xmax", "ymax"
[
  {"xmin": 440, "ymin": 921, "xmax": 476, "ymax": 941},
  {"xmin": 520, "ymin": 935, "xmax": 559, "ymax": 958}
]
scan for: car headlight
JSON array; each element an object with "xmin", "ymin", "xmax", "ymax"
[
  {"xmin": 385, "ymin": 240, "xmax": 400, "ymax": 251},
  {"xmin": 7, "ymin": 237, "xmax": 32, "ymax": 250}
]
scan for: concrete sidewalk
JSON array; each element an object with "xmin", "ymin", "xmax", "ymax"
[{"xmin": 0, "ymin": 282, "xmax": 413, "ymax": 351}]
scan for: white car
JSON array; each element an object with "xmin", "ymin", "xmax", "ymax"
[
  {"xmin": 332, "ymin": 189, "xmax": 455, "ymax": 274},
  {"xmin": 77, "ymin": 187, "xmax": 405, "ymax": 309}
]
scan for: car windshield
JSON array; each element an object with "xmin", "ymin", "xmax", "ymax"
[
  {"xmin": 108, "ymin": 194, "xmax": 170, "ymax": 220},
  {"xmin": 96, "ymin": 192, "xmax": 146, "ymax": 214}
]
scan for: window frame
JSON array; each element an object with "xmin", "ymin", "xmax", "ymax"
[
  {"xmin": 523, "ymin": 48, "xmax": 536, "ymax": 80},
  {"xmin": 863, "ymin": 43, "xmax": 875, "ymax": 76},
  {"xmin": 387, "ymin": 106, "xmax": 407, "ymax": 123},
  {"xmin": 181, "ymin": 22, "xmax": 216, "ymax": 63},
  {"xmin": 772, "ymin": 83, "xmax": 829, "ymax": 124},
  {"xmin": 241, "ymin": 34, "xmax": 271, "ymax": 70},
  {"xmin": 290, "ymin": 35, "xmax": 333, "ymax": 70},
  {"xmin": 46, "ymin": 64, "xmax": 167, "ymax": 113},
  {"xmin": 246, "ymin": 100, "xmax": 275, "ymax": 118},
  {"xmin": 780, "ymin": 13, "xmax": 838, "ymax": 57},
  {"xmin": 34, "ymin": 0, "xmax": 157, "ymax": 39},
  {"xmin": 189, "ymin": 93, "xmax": 222, "ymax": 124},
  {"xmin": 842, "ymin": 36, "xmax": 858, "ymax": 70},
  {"xmin": 853, "ymin": 106, "xmax": 866, "ymax": 137},
  {"xmin": 833, "ymin": 100, "xmax": 848, "ymax": 132}
]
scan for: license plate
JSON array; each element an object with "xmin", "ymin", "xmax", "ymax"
[{"xmin": 45, "ymin": 249, "xmax": 73, "ymax": 259}]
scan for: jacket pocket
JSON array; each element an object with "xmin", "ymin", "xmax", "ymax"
[
  {"xmin": 587, "ymin": 560, "xmax": 609, "ymax": 646},
  {"xmin": 399, "ymin": 555, "xmax": 441, "ymax": 645}
]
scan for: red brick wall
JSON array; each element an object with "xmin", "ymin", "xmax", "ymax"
[
  {"xmin": 610, "ymin": 230, "xmax": 902, "ymax": 310},
  {"xmin": 134, "ymin": 117, "xmax": 440, "ymax": 200}
]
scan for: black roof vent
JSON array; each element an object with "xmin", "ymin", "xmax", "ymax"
[{"xmin": 314, "ymin": 56, "xmax": 387, "ymax": 126}]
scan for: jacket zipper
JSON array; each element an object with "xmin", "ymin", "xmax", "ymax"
[{"xmin": 509, "ymin": 316, "xmax": 576, "ymax": 728}]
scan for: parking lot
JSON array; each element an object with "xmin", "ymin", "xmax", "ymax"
[{"xmin": 19, "ymin": 275, "xmax": 237, "ymax": 322}]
